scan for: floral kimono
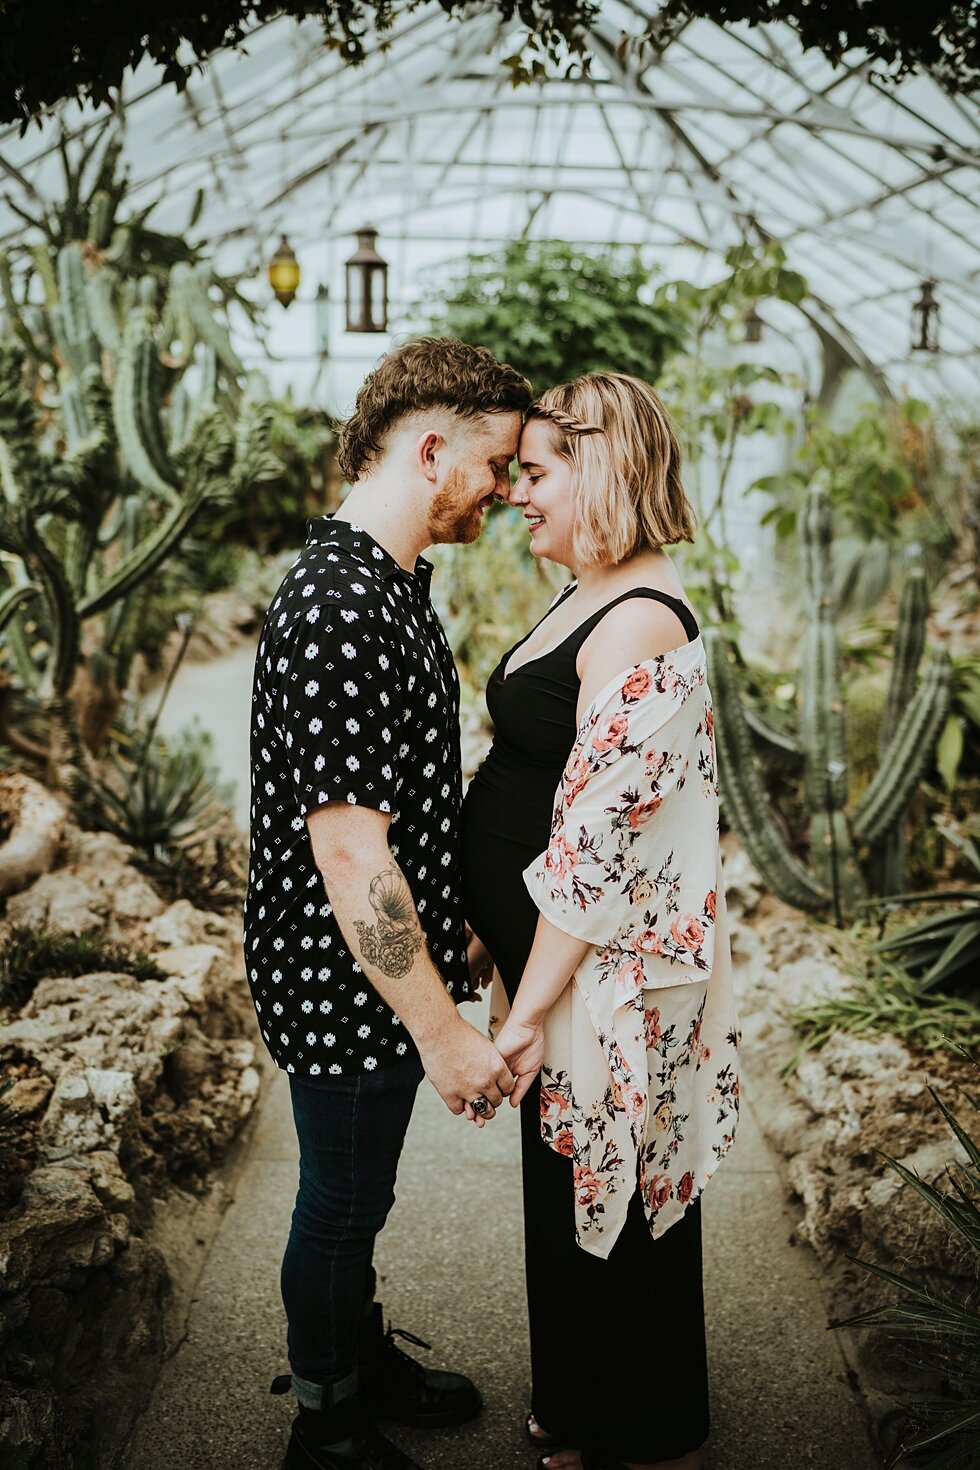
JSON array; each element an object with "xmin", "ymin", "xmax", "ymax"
[{"xmin": 517, "ymin": 638, "xmax": 740, "ymax": 1259}]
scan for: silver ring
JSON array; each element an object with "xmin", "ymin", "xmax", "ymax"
[{"xmin": 471, "ymin": 1095, "xmax": 491, "ymax": 1116}]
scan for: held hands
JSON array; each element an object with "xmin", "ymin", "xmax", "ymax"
[
  {"xmin": 492, "ymin": 1013, "xmax": 544, "ymax": 1110},
  {"xmin": 417, "ymin": 1013, "xmax": 515, "ymax": 1126}
]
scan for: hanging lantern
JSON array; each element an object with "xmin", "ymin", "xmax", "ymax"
[
  {"xmin": 911, "ymin": 279, "xmax": 940, "ymax": 353},
  {"xmin": 345, "ymin": 227, "xmax": 388, "ymax": 333},
  {"xmin": 315, "ymin": 282, "xmax": 330, "ymax": 357},
  {"xmin": 268, "ymin": 236, "xmax": 301, "ymax": 309},
  {"xmin": 743, "ymin": 305, "xmax": 763, "ymax": 343}
]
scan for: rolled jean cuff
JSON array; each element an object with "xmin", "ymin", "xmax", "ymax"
[{"xmin": 292, "ymin": 1366, "xmax": 358, "ymax": 1410}]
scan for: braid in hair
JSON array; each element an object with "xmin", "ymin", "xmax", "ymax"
[{"xmin": 529, "ymin": 403, "xmax": 604, "ymax": 437}]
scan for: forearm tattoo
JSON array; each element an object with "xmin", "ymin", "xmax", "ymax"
[{"xmin": 354, "ymin": 867, "xmax": 423, "ymax": 978}]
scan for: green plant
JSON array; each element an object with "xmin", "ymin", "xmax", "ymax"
[
  {"xmin": 425, "ymin": 237, "xmax": 686, "ymax": 391},
  {"xmin": 71, "ymin": 719, "xmax": 234, "ymax": 862},
  {"xmin": 785, "ymin": 966, "xmax": 980, "ymax": 1076},
  {"xmin": 0, "ymin": 129, "xmax": 280, "ymax": 773},
  {"xmin": 835, "ymin": 1071, "xmax": 980, "ymax": 1469},
  {"xmin": 707, "ymin": 486, "xmax": 952, "ymax": 918},
  {"xmin": 0, "ymin": 924, "xmax": 166, "ymax": 1013},
  {"xmin": 865, "ymin": 830, "xmax": 980, "ymax": 994},
  {"xmin": 754, "ymin": 397, "xmax": 955, "ymax": 616}
]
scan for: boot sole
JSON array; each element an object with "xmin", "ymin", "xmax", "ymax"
[{"xmin": 372, "ymin": 1392, "xmax": 484, "ymax": 1430}]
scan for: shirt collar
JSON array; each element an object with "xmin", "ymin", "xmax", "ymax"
[{"xmin": 306, "ymin": 515, "xmax": 433, "ymax": 589}]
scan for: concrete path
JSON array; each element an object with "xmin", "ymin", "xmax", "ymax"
[{"xmin": 125, "ymin": 993, "xmax": 881, "ymax": 1470}]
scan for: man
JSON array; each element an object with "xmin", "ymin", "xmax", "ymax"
[{"xmin": 243, "ymin": 337, "xmax": 533, "ymax": 1470}]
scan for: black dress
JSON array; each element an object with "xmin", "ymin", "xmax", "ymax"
[{"xmin": 461, "ymin": 585, "xmax": 710, "ymax": 1462}]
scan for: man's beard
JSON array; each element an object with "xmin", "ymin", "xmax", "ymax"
[{"xmin": 427, "ymin": 466, "xmax": 486, "ymax": 545}]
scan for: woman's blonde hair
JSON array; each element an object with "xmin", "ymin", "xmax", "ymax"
[{"xmin": 527, "ymin": 372, "xmax": 696, "ymax": 566}]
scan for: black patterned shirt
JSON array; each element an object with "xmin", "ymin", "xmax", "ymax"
[{"xmin": 243, "ymin": 516, "xmax": 471, "ymax": 1076}]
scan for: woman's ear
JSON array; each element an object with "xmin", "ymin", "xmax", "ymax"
[{"xmin": 415, "ymin": 428, "xmax": 443, "ymax": 485}]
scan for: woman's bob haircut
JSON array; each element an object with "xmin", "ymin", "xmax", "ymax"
[{"xmin": 526, "ymin": 372, "xmax": 696, "ymax": 566}]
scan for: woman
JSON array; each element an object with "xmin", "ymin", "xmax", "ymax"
[{"xmin": 461, "ymin": 373, "xmax": 739, "ymax": 1470}]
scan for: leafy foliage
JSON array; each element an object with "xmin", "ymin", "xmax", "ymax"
[
  {"xmin": 0, "ymin": 924, "xmax": 165, "ymax": 1013},
  {"xmin": 426, "ymin": 238, "xmax": 686, "ymax": 392},
  {"xmin": 2, "ymin": 1, "xmax": 976, "ymax": 127},
  {"xmin": 71, "ymin": 719, "xmax": 234, "ymax": 863},
  {"xmin": 834, "ymin": 1070, "xmax": 980, "ymax": 1469},
  {"xmin": 786, "ymin": 966, "xmax": 980, "ymax": 1076}
]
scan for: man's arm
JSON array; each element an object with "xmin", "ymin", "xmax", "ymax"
[{"xmin": 307, "ymin": 802, "xmax": 515, "ymax": 1117}]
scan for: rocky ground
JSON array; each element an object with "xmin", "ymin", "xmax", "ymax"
[
  {"xmin": 0, "ymin": 803, "xmax": 260, "ymax": 1470},
  {"xmin": 724, "ymin": 846, "xmax": 976, "ymax": 1450}
]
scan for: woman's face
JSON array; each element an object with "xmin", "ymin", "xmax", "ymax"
[{"xmin": 510, "ymin": 418, "xmax": 576, "ymax": 567}]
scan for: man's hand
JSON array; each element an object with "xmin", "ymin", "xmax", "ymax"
[
  {"xmin": 417, "ymin": 1013, "xmax": 515, "ymax": 1126},
  {"xmin": 493, "ymin": 1013, "xmax": 544, "ymax": 1107}
]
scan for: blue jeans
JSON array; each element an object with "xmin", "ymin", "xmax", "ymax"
[{"xmin": 281, "ymin": 1056, "xmax": 424, "ymax": 1409}]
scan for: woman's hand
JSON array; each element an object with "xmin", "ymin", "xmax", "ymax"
[
  {"xmin": 493, "ymin": 1013, "xmax": 544, "ymax": 1106},
  {"xmin": 465, "ymin": 925, "xmax": 495, "ymax": 991}
]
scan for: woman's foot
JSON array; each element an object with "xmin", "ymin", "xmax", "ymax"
[
  {"xmin": 540, "ymin": 1450, "xmax": 702, "ymax": 1470},
  {"xmin": 527, "ymin": 1414, "xmax": 556, "ymax": 1444}
]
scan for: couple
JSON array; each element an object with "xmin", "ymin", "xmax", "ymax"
[{"xmin": 243, "ymin": 337, "xmax": 740, "ymax": 1470}]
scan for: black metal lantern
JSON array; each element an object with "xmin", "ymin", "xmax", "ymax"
[
  {"xmin": 345, "ymin": 227, "xmax": 388, "ymax": 333},
  {"xmin": 911, "ymin": 279, "xmax": 940, "ymax": 353},
  {"xmin": 268, "ymin": 236, "xmax": 301, "ymax": 308},
  {"xmin": 743, "ymin": 305, "xmax": 763, "ymax": 343}
]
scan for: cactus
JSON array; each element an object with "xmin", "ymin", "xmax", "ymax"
[
  {"xmin": 708, "ymin": 484, "xmax": 951, "ymax": 919},
  {"xmin": 0, "ymin": 267, "xmax": 274, "ymax": 775}
]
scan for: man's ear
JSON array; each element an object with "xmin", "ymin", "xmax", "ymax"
[{"xmin": 415, "ymin": 429, "xmax": 444, "ymax": 485}]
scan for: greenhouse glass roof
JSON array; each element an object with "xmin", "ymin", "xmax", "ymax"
[{"xmin": 1, "ymin": 0, "xmax": 979, "ymax": 401}]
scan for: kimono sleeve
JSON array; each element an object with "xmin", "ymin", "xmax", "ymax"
[
  {"xmin": 523, "ymin": 659, "xmax": 719, "ymax": 979},
  {"xmin": 268, "ymin": 600, "xmax": 405, "ymax": 819}
]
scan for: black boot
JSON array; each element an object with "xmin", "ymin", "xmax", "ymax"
[
  {"xmin": 273, "ymin": 1376, "xmax": 422, "ymax": 1470},
  {"xmin": 357, "ymin": 1304, "xmax": 483, "ymax": 1429}
]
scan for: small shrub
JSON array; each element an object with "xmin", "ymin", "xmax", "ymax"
[{"xmin": 0, "ymin": 925, "xmax": 166, "ymax": 1013}]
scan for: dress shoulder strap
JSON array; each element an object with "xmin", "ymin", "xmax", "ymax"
[{"xmin": 566, "ymin": 587, "xmax": 700, "ymax": 658}]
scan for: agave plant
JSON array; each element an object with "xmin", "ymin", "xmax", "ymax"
[
  {"xmin": 71, "ymin": 719, "xmax": 234, "ymax": 862},
  {"xmin": 835, "ymin": 1070, "xmax": 980, "ymax": 1469},
  {"xmin": 866, "ymin": 829, "xmax": 980, "ymax": 993}
]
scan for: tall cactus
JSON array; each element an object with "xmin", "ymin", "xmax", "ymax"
[
  {"xmin": 707, "ymin": 484, "xmax": 951, "ymax": 919},
  {"xmin": 0, "ymin": 194, "xmax": 276, "ymax": 774}
]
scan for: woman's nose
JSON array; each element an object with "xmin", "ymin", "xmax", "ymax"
[{"xmin": 509, "ymin": 474, "xmax": 529, "ymax": 505}]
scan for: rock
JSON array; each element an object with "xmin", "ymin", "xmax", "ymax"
[
  {"xmin": 0, "ymin": 1166, "xmax": 107, "ymax": 1290},
  {"xmin": 6, "ymin": 871, "xmax": 105, "ymax": 933},
  {"xmin": 39, "ymin": 1061, "xmax": 138, "ymax": 1161},
  {"xmin": 146, "ymin": 899, "xmax": 212, "ymax": 948},
  {"xmin": 0, "ymin": 774, "xmax": 65, "ymax": 901},
  {"xmin": 3, "ymin": 1076, "xmax": 53, "ymax": 1119},
  {"xmin": 721, "ymin": 845, "xmax": 764, "ymax": 915},
  {"xmin": 86, "ymin": 1151, "xmax": 136, "ymax": 1212},
  {"xmin": 158, "ymin": 945, "xmax": 226, "ymax": 1010}
]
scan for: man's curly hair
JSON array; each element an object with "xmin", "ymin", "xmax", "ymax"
[{"xmin": 337, "ymin": 337, "xmax": 532, "ymax": 483}]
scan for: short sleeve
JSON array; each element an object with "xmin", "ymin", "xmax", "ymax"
[{"xmin": 268, "ymin": 599, "xmax": 404, "ymax": 819}]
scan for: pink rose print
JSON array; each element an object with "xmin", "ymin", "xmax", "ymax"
[
  {"xmin": 644, "ymin": 1006, "xmax": 662, "ymax": 1047},
  {"xmin": 705, "ymin": 889, "xmax": 716, "ymax": 921},
  {"xmin": 622, "ymin": 667, "xmax": 653, "ymax": 700},
  {"xmin": 545, "ymin": 835, "xmax": 577, "ymax": 880},
  {"xmin": 562, "ymin": 755, "xmax": 592, "ymax": 804},
  {"xmin": 647, "ymin": 1174, "xmax": 672, "ymax": 1211},
  {"xmin": 593, "ymin": 712, "xmax": 629, "ymax": 753},
  {"xmin": 574, "ymin": 1166, "xmax": 603, "ymax": 1206},
  {"xmin": 634, "ymin": 929, "xmax": 665, "ymax": 956},
  {"xmin": 554, "ymin": 1130, "xmax": 575, "ymax": 1156},
  {"xmin": 615, "ymin": 956, "xmax": 645, "ymax": 999},
  {"xmin": 670, "ymin": 914, "xmax": 706, "ymax": 951},
  {"xmin": 627, "ymin": 796, "xmax": 662, "ymax": 830},
  {"xmin": 621, "ymin": 1084, "xmax": 646, "ymax": 1121},
  {"xmin": 540, "ymin": 1087, "xmax": 570, "ymax": 1122},
  {"xmin": 678, "ymin": 1171, "xmax": 695, "ymax": 1204}
]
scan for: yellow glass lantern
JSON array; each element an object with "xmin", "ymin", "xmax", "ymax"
[{"xmin": 268, "ymin": 236, "xmax": 301, "ymax": 308}]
